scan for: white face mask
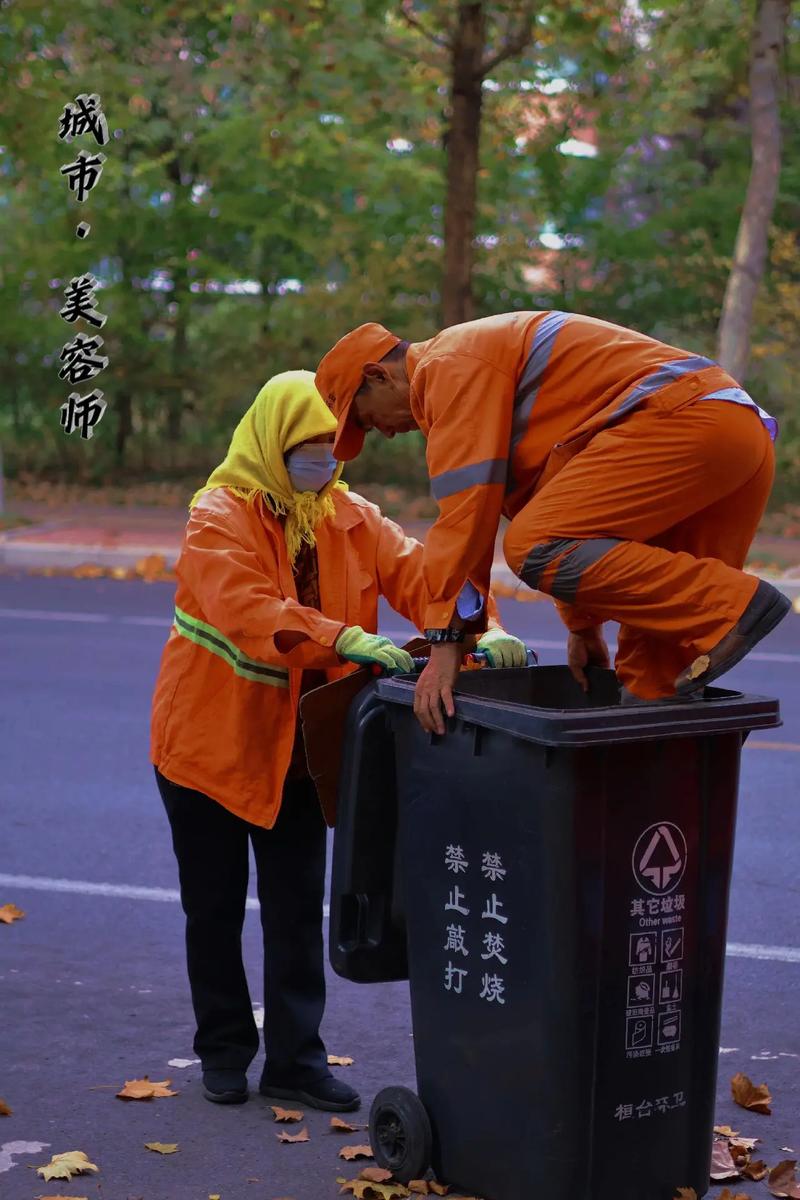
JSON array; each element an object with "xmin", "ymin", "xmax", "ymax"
[{"xmin": 286, "ymin": 443, "xmax": 338, "ymax": 494}]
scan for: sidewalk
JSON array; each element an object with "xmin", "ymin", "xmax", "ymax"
[{"xmin": 2, "ymin": 500, "xmax": 800, "ymax": 604}]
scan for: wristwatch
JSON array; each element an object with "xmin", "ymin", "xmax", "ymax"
[{"xmin": 424, "ymin": 627, "xmax": 466, "ymax": 644}]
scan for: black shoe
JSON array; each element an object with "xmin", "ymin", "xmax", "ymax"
[
  {"xmin": 675, "ymin": 580, "xmax": 791, "ymax": 696},
  {"xmin": 203, "ymin": 1068, "xmax": 248, "ymax": 1105},
  {"xmin": 259, "ymin": 1073, "xmax": 360, "ymax": 1112}
]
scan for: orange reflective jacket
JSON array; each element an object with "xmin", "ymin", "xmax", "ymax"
[
  {"xmin": 151, "ymin": 487, "xmax": 435, "ymax": 829},
  {"xmin": 406, "ymin": 311, "xmax": 736, "ymax": 629}
]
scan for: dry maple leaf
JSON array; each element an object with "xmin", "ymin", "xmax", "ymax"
[
  {"xmin": 340, "ymin": 1144, "xmax": 374, "ymax": 1161},
  {"xmin": 768, "ymin": 1160, "xmax": 800, "ymax": 1199},
  {"xmin": 718, "ymin": 1191, "xmax": 753, "ymax": 1200},
  {"xmin": 36, "ymin": 1150, "xmax": 100, "ymax": 1181},
  {"xmin": 360, "ymin": 1168, "xmax": 394, "ymax": 1183},
  {"xmin": 716, "ymin": 1126, "xmax": 740, "ymax": 1139},
  {"xmin": 116, "ymin": 1075, "xmax": 177, "ymax": 1100},
  {"xmin": 409, "ymin": 1184, "xmax": 449, "ymax": 1196},
  {"xmin": 742, "ymin": 1159, "xmax": 768, "ymax": 1181},
  {"xmin": 271, "ymin": 1106, "xmax": 304, "ymax": 1123},
  {"xmin": 731, "ymin": 1072, "xmax": 772, "ymax": 1115},
  {"xmin": 276, "ymin": 1127, "xmax": 310, "ymax": 1144},
  {"xmin": 339, "ymin": 1180, "xmax": 410, "ymax": 1199},
  {"xmin": 0, "ymin": 903, "xmax": 25, "ymax": 924},
  {"xmin": 331, "ymin": 1116, "xmax": 368, "ymax": 1133},
  {"xmin": 329, "ymin": 1054, "xmax": 355, "ymax": 1067},
  {"xmin": 0, "ymin": 1098, "xmax": 11, "ymax": 1116},
  {"xmin": 145, "ymin": 1142, "xmax": 179, "ymax": 1154},
  {"xmin": 711, "ymin": 1140, "xmax": 741, "ymax": 1181}
]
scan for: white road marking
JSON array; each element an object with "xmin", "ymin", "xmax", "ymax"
[
  {"xmin": 2, "ymin": 872, "xmax": 798, "ymax": 962},
  {"xmin": 0, "ymin": 1141, "xmax": 50, "ymax": 1175},
  {"xmin": 0, "ymin": 608, "xmax": 799, "ymax": 665}
]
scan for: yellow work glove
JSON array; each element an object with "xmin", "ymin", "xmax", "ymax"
[
  {"xmin": 477, "ymin": 628, "xmax": 528, "ymax": 669},
  {"xmin": 335, "ymin": 625, "xmax": 415, "ymax": 675}
]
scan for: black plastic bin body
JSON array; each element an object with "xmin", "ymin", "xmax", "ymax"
[{"xmin": 329, "ymin": 666, "xmax": 781, "ymax": 1200}]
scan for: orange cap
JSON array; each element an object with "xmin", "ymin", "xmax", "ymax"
[{"xmin": 315, "ymin": 322, "xmax": 400, "ymax": 460}]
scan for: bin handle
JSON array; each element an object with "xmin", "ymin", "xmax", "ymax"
[{"xmin": 370, "ymin": 647, "xmax": 538, "ymax": 677}]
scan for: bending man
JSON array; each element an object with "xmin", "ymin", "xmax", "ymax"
[{"xmin": 316, "ymin": 313, "xmax": 789, "ymax": 732}]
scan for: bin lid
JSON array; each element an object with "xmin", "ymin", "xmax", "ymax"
[{"xmin": 376, "ymin": 665, "xmax": 781, "ymax": 747}]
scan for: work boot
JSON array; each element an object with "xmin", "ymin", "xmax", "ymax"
[
  {"xmin": 203, "ymin": 1068, "xmax": 249, "ymax": 1105},
  {"xmin": 674, "ymin": 580, "xmax": 791, "ymax": 697},
  {"xmin": 259, "ymin": 1073, "xmax": 360, "ymax": 1112}
]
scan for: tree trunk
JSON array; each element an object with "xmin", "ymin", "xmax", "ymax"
[
  {"xmin": 168, "ymin": 258, "xmax": 189, "ymax": 444},
  {"xmin": 442, "ymin": 2, "xmax": 485, "ymax": 328},
  {"xmin": 716, "ymin": 0, "xmax": 789, "ymax": 381}
]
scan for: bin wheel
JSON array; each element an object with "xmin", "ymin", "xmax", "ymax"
[{"xmin": 369, "ymin": 1085, "xmax": 432, "ymax": 1183}]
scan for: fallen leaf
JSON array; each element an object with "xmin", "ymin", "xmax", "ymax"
[
  {"xmin": 673, "ymin": 1191, "xmax": 698, "ymax": 1200},
  {"xmin": 276, "ymin": 1127, "xmax": 310, "ymax": 1144},
  {"xmin": 711, "ymin": 1140, "xmax": 741, "ymax": 1181},
  {"xmin": 340, "ymin": 1144, "xmax": 374, "ymax": 1161},
  {"xmin": 73, "ymin": 563, "xmax": 105, "ymax": 579},
  {"xmin": 768, "ymin": 1160, "xmax": 800, "ymax": 1198},
  {"xmin": 731, "ymin": 1072, "xmax": 772, "ymax": 1115},
  {"xmin": 117, "ymin": 1075, "xmax": 178, "ymax": 1100},
  {"xmin": 271, "ymin": 1106, "xmax": 304, "ymax": 1123},
  {"xmin": 329, "ymin": 1054, "xmax": 354, "ymax": 1067},
  {"xmin": 36, "ymin": 1150, "xmax": 100, "ymax": 1181},
  {"xmin": 135, "ymin": 553, "xmax": 167, "ymax": 582},
  {"xmin": 718, "ymin": 1191, "xmax": 753, "ymax": 1200},
  {"xmin": 428, "ymin": 1186, "xmax": 449, "ymax": 1196},
  {"xmin": 409, "ymin": 1185, "xmax": 449, "ymax": 1196},
  {"xmin": 733, "ymin": 1137, "xmax": 761, "ymax": 1152},
  {"xmin": 145, "ymin": 1142, "xmax": 179, "ymax": 1154},
  {"xmin": 331, "ymin": 1116, "xmax": 368, "ymax": 1133},
  {"xmin": 0, "ymin": 1098, "xmax": 11, "ymax": 1116},
  {"xmin": 360, "ymin": 1168, "xmax": 394, "ymax": 1183},
  {"xmin": 742, "ymin": 1159, "xmax": 768, "ymax": 1181},
  {"xmin": 338, "ymin": 1180, "xmax": 410, "ymax": 1199},
  {"xmin": 0, "ymin": 903, "xmax": 25, "ymax": 924}
]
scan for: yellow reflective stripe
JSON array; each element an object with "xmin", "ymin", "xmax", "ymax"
[{"xmin": 174, "ymin": 606, "xmax": 289, "ymax": 688}]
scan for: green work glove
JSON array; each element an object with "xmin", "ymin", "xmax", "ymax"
[
  {"xmin": 335, "ymin": 625, "xmax": 415, "ymax": 675},
  {"xmin": 477, "ymin": 628, "xmax": 528, "ymax": 669}
]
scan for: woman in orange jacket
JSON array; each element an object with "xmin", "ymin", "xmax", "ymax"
[{"xmin": 151, "ymin": 370, "xmax": 524, "ymax": 1112}]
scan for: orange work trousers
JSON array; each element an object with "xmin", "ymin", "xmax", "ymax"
[{"xmin": 503, "ymin": 391, "xmax": 775, "ymax": 698}]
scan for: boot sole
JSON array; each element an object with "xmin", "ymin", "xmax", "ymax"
[
  {"xmin": 203, "ymin": 1086, "xmax": 249, "ymax": 1105},
  {"xmin": 677, "ymin": 589, "xmax": 792, "ymax": 696},
  {"xmin": 259, "ymin": 1084, "xmax": 361, "ymax": 1113}
]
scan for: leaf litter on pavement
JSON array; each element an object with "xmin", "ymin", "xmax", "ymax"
[
  {"xmin": 339, "ymin": 1144, "xmax": 374, "ymax": 1161},
  {"xmin": 731, "ymin": 1071, "xmax": 773, "ymax": 1115},
  {"xmin": 0, "ymin": 902, "xmax": 25, "ymax": 924},
  {"xmin": 276, "ymin": 1127, "xmax": 310, "ymax": 1144},
  {"xmin": 144, "ymin": 1141, "xmax": 179, "ymax": 1154},
  {"xmin": 768, "ymin": 1161, "xmax": 800, "ymax": 1198},
  {"xmin": 270, "ymin": 1105, "xmax": 304, "ymax": 1122},
  {"xmin": 328, "ymin": 1054, "xmax": 355, "ymax": 1066},
  {"xmin": 36, "ymin": 1150, "xmax": 99, "ymax": 1181},
  {"xmin": 331, "ymin": 1116, "xmax": 369, "ymax": 1133},
  {"xmin": 0, "ymin": 1098, "xmax": 11, "ymax": 1116},
  {"xmin": 116, "ymin": 1075, "xmax": 178, "ymax": 1100}
]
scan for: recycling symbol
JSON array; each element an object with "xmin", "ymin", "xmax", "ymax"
[{"xmin": 632, "ymin": 822, "xmax": 687, "ymax": 895}]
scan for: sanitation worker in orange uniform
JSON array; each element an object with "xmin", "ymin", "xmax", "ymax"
[
  {"xmin": 316, "ymin": 314, "xmax": 789, "ymax": 734},
  {"xmin": 150, "ymin": 370, "xmax": 521, "ymax": 1110}
]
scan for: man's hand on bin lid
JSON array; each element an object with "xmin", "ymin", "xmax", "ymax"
[
  {"xmin": 477, "ymin": 628, "xmax": 527, "ymax": 669},
  {"xmin": 413, "ymin": 643, "xmax": 462, "ymax": 736},
  {"xmin": 335, "ymin": 626, "xmax": 414, "ymax": 675},
  {"xmin": 567, "ymin": 625, "xmax": 610, "ymax": 692}
]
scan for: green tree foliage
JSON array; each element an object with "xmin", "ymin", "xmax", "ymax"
[{"xmin": 0, "ymin": 0, "xmax": 796, "ymax": 496}]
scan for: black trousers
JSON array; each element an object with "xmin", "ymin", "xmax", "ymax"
[{"xmin": 156, "ymin": 768, "xmax": 329, "ymax": 1084}]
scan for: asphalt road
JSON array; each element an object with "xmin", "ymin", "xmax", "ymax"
[{"xmin": 1, "ymin": 574, "xmax": 798, "ymax": 1200}]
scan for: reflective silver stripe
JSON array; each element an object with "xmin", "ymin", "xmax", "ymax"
[
  {"xmin": 509, "ymin": 312, "xmax": 569, "ymax": 476},
  {"xmin": 518, "ymin": 538, "xmax": 579, "ymax": 591},
  {"xmin": 174, "ymin": 606, "xmax": 290, "ymax": 688},
  {"xmin": 430, "ymin": 457, "xmax": 507, "ymax": 502},
  {"xmin": 609, "ymin": 355, "xmax": 714, "ymax": 425},
  {"xmin": 550, "ymin": 538, "xmax": 624, "ymax": 604}
]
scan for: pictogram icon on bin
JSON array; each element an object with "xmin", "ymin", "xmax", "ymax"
[{"xmin": 632, "ymin": 822, "xmax": 687, "ymax": 895}]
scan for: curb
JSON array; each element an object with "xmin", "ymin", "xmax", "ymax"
[{"xmin": 3, "ymin": 536, "xmax": 800, "ymax": 609}]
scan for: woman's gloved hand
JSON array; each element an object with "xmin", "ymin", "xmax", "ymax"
[
  {"xmin": 477, "ymin": 628, "xmax": 528, "ymax": 669},
  {"xmin": 335, "ymin": 625, "xmax": 415, "ymax": 674}
]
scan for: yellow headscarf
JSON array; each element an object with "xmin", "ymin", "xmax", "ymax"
[{"xmin": 190, "ymin": 369, "xmax": 346, "ymax": 563}]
